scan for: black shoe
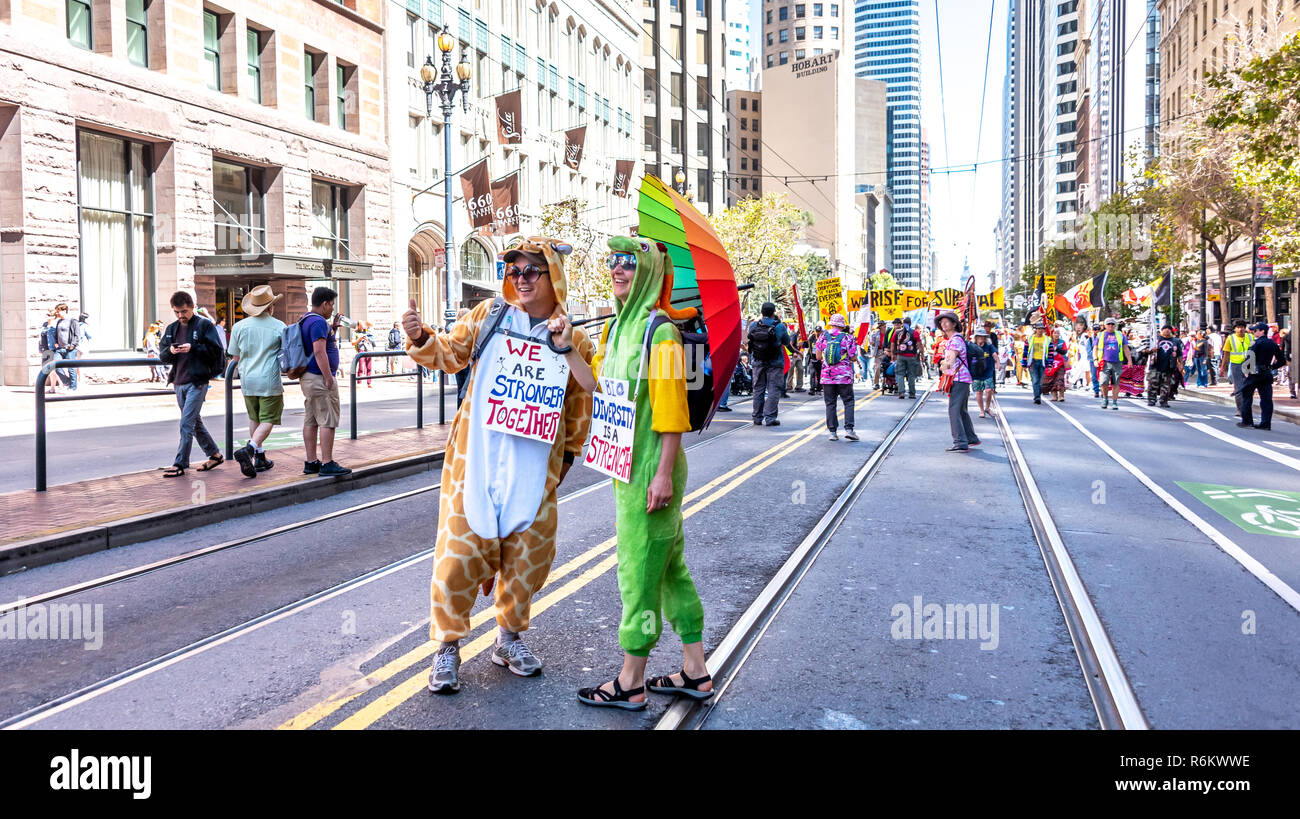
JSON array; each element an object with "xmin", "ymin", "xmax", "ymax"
[
  {"xmin": 946, "ymin": 445, "xmax": 969, "ymax": 452},
  {"xmin": 1235, "ymin": 421, "xmax": 1253, "ymax": 428},
  {"xmin": 1148, "ymin": 401, "xmax": 1157, "ymax": 406},
  {"xmin": 254, "ymin": 451, "xmax": 274, "ymax": 472},
  {"xmin": 764, "ymin": 419, "xmax": 781, "ymax": 427},
  {"xmin": 303, "ymin": 460, "xmax": 322, "ymax": 474},
  {"xmin": 908, "ymin": 393, "xmax": 917, "ymax": 399},
  {"xmin": 752, "ymin": 419, "xmax": 763, "ymax": 426},
  {"xmin": 1033, "ymin": 398, "xmax": 1041, "ymax": 405},
  {"xmin": 715, "ymin": 405, "xmax": 733, "ymax": 412},
  {"xmin": 318, "ymin": 460, "xmax": 352, "ymax": 477},
  {"xmin": 233, "ymin": 443, "xmax": 257, "ymax": 478},
  {"xmin": 1158, "ymin": 401, "xmax": 1170, "ymax": 408},
  {"xmin": 1253, "ymin": 424, "xmax": 1271, "ymax": 430}
]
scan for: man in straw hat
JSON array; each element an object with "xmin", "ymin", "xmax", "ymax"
[
  {"xmin": 227, "ymin": 285, "xmax": 286, "ymax": 478},
  {"xmin": 402, "ymin": 236, "xmax": 595, "ymax": 695}
]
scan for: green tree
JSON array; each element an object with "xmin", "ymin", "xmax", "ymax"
[
  {"xmin": 538, "ymin": 198, "xmax": 612, "ymax": 315},
  {"xmin": 709, "ymin": 192, "xmax": 814, "ymax": 316}
]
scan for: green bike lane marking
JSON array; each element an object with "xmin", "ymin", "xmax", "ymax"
[{"xmin": 1177, "ymin": 483, "xmax": 1300, "ymax": 540}]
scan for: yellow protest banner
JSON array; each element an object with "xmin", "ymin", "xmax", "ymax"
[
  {"xmin": 928, "ymin": 288, "xmax": 963, "ymax": 310},
  {"xmin": 815, "ymin": 277, "xmax": 844, "ymax": 322},
  {"xmin": 846, "ymin": 290, "xmax": 868, "ymax": 311},
  {"xmin": 1044, "ymin": 275, "xmax": 1057, "ymax": 319},
  {"xmin": 976, "ymin": 287, "xmax": 1005, "ymax": 311}
]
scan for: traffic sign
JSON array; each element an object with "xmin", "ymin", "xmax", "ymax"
[{"xmin": 1257, "ymin": 245, "xmax": 1272, "ymax": 260}]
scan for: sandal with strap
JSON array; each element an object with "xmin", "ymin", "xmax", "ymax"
[
  {"xmin": 647, "ymin": 669, "xmax": 714, "ymax": 701},
  {"xmin": 162, "ymin": 465, "xmax": 185, "ymax": 478},
  {"xmin": 577, "ymin": 676, "xmax": 646, "ymax": 711},
  {"xmin": 196, "ymin": 453, "xmax": 224, "ymax": 472}
]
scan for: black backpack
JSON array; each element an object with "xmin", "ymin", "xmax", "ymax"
[
  {"xmin": 968, "ymin": 343, "xmax": 990, "ymax": 380},
  {"xmin": 748, "ymin": 319, "xmax": 779, "ymax": 361},
  {"xmin": 604, "ymin": 312, "xmax": 716, "ymax": 432}
]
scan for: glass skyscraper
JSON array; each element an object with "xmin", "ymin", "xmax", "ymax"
[{"xmin": 853, "ymin": 0, "xmax": 926, "ymax": 288}]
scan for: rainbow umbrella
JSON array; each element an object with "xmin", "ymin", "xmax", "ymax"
[{"xmin": 636, "ymin": 175, "xmax": 741, "ymax": 425}]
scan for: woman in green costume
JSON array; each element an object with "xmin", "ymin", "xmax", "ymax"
[{"xmin": 564, "ymin": 235, "xmax": 713, "ymax": 710}]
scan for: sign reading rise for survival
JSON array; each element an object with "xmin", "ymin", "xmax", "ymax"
[
  {"xmin": 816, "ymin": 277, "xmax": 844, "ymax": 322},
  {"xmin": 583, "ymin": 377, "xmax": 636, "ymax": 483},
  {"xmin": 483, "ymin": 338, "xmax": 570, "ymax": 444}
]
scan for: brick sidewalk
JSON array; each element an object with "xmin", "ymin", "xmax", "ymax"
[{"xmin": 1, "ymin": 426, "xmax": 449, "ymax": 549}]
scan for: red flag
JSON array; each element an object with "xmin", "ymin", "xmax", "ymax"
[
  {"xmin": 791, "ymin": 284, "xmax": 808, "ymax": 344},
  {"xmin": 783, "ymin": 348, "xmax": 791, "ymax": 374}
]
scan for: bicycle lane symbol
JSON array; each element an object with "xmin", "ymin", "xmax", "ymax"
[{"xmin": 1177, "ymin": 482, "xmax": 1300, "ymax": 540}]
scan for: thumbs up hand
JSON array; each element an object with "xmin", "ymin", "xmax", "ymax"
[{"xmin": 402, "ymin": 298, "xmax": 424, "ymax": 342}]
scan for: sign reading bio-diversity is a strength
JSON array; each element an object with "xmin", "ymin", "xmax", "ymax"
[
  {"xmin": 483, "ymin": 337, "xmax": 570, "ymax": 444},
  {"xmin": 584, "ymin": 377, "xmax": 637, "ymax": 483}
]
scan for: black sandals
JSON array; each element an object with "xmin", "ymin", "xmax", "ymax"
[
  {"xmin": 647, "ymin": 669, "xmax": 714, "ymax": 701},
  {"xmin": 577, "ymin": 677, "xmax": 647, "ymax": 711}
]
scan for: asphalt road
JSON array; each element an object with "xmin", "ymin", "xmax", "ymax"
[{"xmin": 4, "ymin": 377, "xmax": 1298, "ymax": 730}]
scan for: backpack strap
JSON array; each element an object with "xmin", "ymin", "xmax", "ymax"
[{"xmin": 470, "ymin": 296, "xmax": 510, "ymax": 365}]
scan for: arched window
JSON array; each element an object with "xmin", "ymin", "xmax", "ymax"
[{"xmin": 461, "ymin": 240, "xmax": 493, "ymax": 282}]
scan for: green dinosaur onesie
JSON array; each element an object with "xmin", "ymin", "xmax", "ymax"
[{"xmin": 595, "ymin": 235, "xmax": 703, "ymax": 656}]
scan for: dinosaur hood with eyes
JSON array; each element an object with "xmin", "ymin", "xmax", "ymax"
[{"xmin": 601, "ymin": 234, "xmax": 697, "ymax": 386}]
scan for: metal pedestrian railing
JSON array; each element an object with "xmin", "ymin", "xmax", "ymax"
[
  {"xmin": 34, "ymin": 357, "xmax": 171, "ymax": 492},
  {"xmin": 349, "ymin": 350, "xmax": 445, "ymax": 440}
]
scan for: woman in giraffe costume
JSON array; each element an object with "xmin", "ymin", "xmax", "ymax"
[
  {"xmin": 402, "ymin": 236, "xmax": 594, "ymax": 694},
  {"xmin": 570, "ymin": 235, "xmax": 713, "ymax": 710}
]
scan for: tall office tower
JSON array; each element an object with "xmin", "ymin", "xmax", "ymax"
[
  {"xmin": 919, "ymin": 129, "xmax": 932, "ymax": 290},
  {"xmin": 640, "ymin": 0, "xmax": 727, "ymax": 212},
  {"xmin": 726, "ymin": 0, "xmax": 755, "ymax": 90},
  {"xmin": 1142, "ymin": 0, "xmax": 1160, "ymax": 162},
  {"xmin": 1010, "ymin": 0, "xmax": 1081, "ymax": 269},
  {"xmin": 761, "ymin": 1, "xmax": 847, "ymax": 68},
  {"xmin": 999, "ymin": 0, "xmax": 1020, "ymax": 294},
  {"xmin": 1074, "ymin": 0, "xmax": 1156, "ymax": 216},
  {"xmin": 853, "ymin": 0, "xmax": 924, "ymax": 288}
]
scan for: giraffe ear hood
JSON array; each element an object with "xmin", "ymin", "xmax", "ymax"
[{"xmin": 501, "ymin": 235, "xmax": 572, "ymax": 318}]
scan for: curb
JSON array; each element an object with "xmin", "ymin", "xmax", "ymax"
[
  {"xmin": 1181, "ymin": 386, "xmax": 1300, "ymax": 427},
  {"xmin": 0, "ymin": 451, "xmax": 444, "ymax": 575}
]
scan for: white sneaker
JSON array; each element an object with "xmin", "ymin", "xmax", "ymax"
[{"xmin": 492, "ymin": 637, "xmax": 543, "ymax": 676}]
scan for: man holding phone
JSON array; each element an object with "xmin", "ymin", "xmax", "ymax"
[
  {"xmin": 158, "ymin": 291, "xmax": 227, "ymax": 477},
  {"xmin": 300, "ymin": 286, "xmax": 352, "ymax": 477}
]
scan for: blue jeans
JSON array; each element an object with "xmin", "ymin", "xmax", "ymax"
[
  {"xmin": 174, "ymin": 382, "xmax": 218, "ymax": 468},
  {"xmin": 1195, "ymin": 358, "xmax": 1208, "ymax": 387},
  {"xmin": 1030, "ymin": 362, "xmax": 1045, "ymax": 401},
  {"xmin": 1089, "ymin": 360, "xmax": 1099, "ymax": 395},
  {"xmin": 54, "ymin": 348, "xmax": 76, "ymax": 388}
]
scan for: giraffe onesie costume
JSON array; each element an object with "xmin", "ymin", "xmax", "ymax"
[{"xmin": 406, "ymin": 238, "xmax": 594, "ymax": 643}]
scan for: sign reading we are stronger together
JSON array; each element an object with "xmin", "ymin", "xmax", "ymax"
[{"xmin": 483, "ymin": 338, "xmax": 570, "ymax": 444}]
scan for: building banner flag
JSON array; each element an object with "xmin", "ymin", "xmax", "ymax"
[
  {"xmin": 564, "ymin": 126, "xmax": 587, "ymax": 170},
  {"xmin": 490, "ymin": 171, "xmax": 521, "ymax": 236},
  {"xmin": 495, "ymin": 90, "xmax": 523, "ymax": 144},
  {"xmin": 460, "ymin": 158, "xmax": 494, "ymax": 229},
  {"xmin": 613, "ymin": 159, "xmax": 635, "ymax": 198}
]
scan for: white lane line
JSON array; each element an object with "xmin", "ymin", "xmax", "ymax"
[
  {"xmin": 1130, "ymin": 402, "xmax": 1300, "ymax": 473},
  {"xmin": 1046, "ymin": 402, "xmax": 1300, "ymax": 615},
  {"xmin": 999, "ymin": 405, "xmax": 1148, "ymax": 730}
]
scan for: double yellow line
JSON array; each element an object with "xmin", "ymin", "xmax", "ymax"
[{"xmin": 280, "ymin": 391, "xmax": 881, "ymax": 730}]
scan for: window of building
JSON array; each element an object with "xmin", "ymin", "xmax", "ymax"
[
  {"xmin": 740, "ymin": 177, "xmax": 748, "ymax": 190},
  {"xmin": 752, "ymin": 118, "xmax": 758, "ymax": 132},
  {"xmin": 814, "ymin": 26, "xmax": 823, "ymax": 38},
  {"xmin": 814, "ymin": 3, "xmax": 823, "ymax": 15},
  {"xmin": 766, "ymin": 55, "xmax": 773, "ymax": 67},
  {"xmin": 740, "ymin": 97, "xmax": 748, "ymax": 111},
  {"xmin": 830, "ymin": 26, "xmax": 838, "ymax": 38},
  {"xmin": 204, "ymin": 10, "xmax": 222, "ymax": 89},
  {"xmin": 796, "ymin": 4, "xmax": 806, "ymax": 17},
  {"xmin": 696, "ymin": 122, "xmax": 708, "ymax": 156},
  {"xmin": 126, "ymin": 0, "xmax": 149, "ymax": 66},
  {"xmin": 830, "ymin": 4, "xmax": 838, "ymax": 17},
  {"xmin": 247, "ymin": 28, "xmax": 263, "ymax": 103},
  {"xmin": 212, "ymin": 159, "xmax": 266, "ymax": 254},
  {"xmin": 407, "ymin": 13, "xmax": 418, "ymax": 68},
  {"xmin": 752, "ymin": 99, "xmax": 759, "ymax": 113},
  {"xmin": 304, "ymin": 50, "xmax": 321, "ymax": 121},
  {"xmin": 779, "ymin": 7, "xmax": 788, "ymax": 21},
  {"xmin": 766, "ymin": 10, "xmax": 772, "ymax": 23},
  {"xmin": 741, "ymin": 157, "xmax": 748, "ymax": 170},
  {"xmin": 67, "ymin": 0, "xmax": 92, "ymax": 49},
  {"xmin": 671, "ymin": 25, "xmax": 682, "ymax": 59},
  {"xmin": 740, "ymin": 136, "xmax": 747, "ymax": 150},
  {"xmin": 795, "ymin": 48, "xmax": 805, "ymax": 59},
  {"xmin": 312, "ymin": 180, "xmax": 350, "ymax": 259},
  {"xmin": 671, "ymin": 119, "xmax": 682, "ymax": 153},
  {"xmin": 461, "ymin": 240, "xmax": 492, "ymax": 282},
  {"xmin": 77, "ymin": 130, "xmax": 155, "ymax": 351},
  {"xmin": 766, "ymin": 32, "xmax": 773, "ymax": 46},
  {"xmin": 779, "ymin": 28, "xmax": 789, "ymax": 42},
  {"xmin": 1056, "ymin": 100, "xmax": 1076, "ymax": 114},
  {"xmin": 796, "ymin": 27, "xmax": 805, "ymax": 40},
  {"xmin": 336, "ymin": 63, "xmax": 356, "ymax": 131},
  {"xmin": 696, "ymin": 76, "xmax": 709, "ymax": 110},
  {"xmin": 813, "ymin": 47, "xmax": 823, "ymax": 55},
  {"xmin": 740, "ymin": 117, "xmax": 747, "ymax": 130},
  {"xmin": 779, "ymin": 51, "xmax": 788, "ymax": 65},
  {"xmin": 752, "ymin": 159, "xmax": 759, "ymax": 172},
  {"xmin": 644, "ymin": 115, "xmax": 657, "ymax": 151}
]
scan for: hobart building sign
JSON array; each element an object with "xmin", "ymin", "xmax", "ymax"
[{"xmin": 792, "ymin": 53, "xmax": 835, "ymax": 79}]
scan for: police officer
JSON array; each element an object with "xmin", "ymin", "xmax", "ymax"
[{"xmin": 1147, "ymin": 324, "xmax": 1182, "ymax": 408}]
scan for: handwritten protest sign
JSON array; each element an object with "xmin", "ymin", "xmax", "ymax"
[
  {"xmin": 584, "ymin": 377, "xmax": 636, "ymax": 482},
  {"xmin": 483, "ymin": 337, "xmax": 570, "ymax": 443},
  {"xmin": 815, "ymin": 277, "xmax": 844, "ymax": 322}
]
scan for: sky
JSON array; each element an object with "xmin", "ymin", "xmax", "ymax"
[{"xmin": 745, "ymin": 0, "xmax": 1009, "ymax": 292}]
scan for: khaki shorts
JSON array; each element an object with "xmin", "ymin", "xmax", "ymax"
[
  {"xmin": 244, "ymin": 393, "xmax": 284, "ymax": 425},
  {"xmin": 300, "ymin": 372, "xmax": 340, "ymax": 429},
  {"xmin": 1100, "ymin": 360, "xmax": 1123, "ymax": 385}
]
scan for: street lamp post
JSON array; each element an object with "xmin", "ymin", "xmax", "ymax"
[
  {"xmin": 674, "ymin": 169, "xmax": 686, "ymax": 195},
  {"xmin": 422, "ymin": 36, "xmax": 473, "ymax": 330}
]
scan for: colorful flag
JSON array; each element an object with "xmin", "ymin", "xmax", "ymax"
[
  {"xmin": 1055, "ymin": 272, "xmax": 1108, "ymax": 319},
  {"xmin": 791, "ymin": 284, "xmax": 808, "ymax": 344}
]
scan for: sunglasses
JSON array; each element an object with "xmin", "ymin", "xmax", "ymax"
[
  {"xmin": 505, "ymin": 264, "xmax": 544, "ymax": 284},
  {"xmin": 606, "ymin": 253, "xmax": 637, "ymax": 272}
]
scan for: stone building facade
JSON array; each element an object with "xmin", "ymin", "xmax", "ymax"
[{"xmin": 0, "ymin": 0, "xmax": 391, "ymax": 385}]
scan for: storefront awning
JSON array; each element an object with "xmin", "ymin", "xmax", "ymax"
[{"xmin": 193, "ymin": 254, "xmax": 373, "ymax": 281}]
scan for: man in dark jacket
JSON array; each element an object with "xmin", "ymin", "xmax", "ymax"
[
  {"xmin": 1146, "ymin": 325, "xmax": 1182, "ymax": 408},
  {"xmin": 158, "ymin": 291, "xmax": 226, "ymax": 477},
  {"xmin": 1237, "ymin": 322, "xmax": 1288, "ymax": 431},
  {"xmin": 748, "ymin": 301, "xmax": 799, "ymax": 426}
]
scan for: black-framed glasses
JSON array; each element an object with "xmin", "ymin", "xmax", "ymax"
[
  {"xmin": 505, "ymin": 264, "xmax": 544, "ymax": 284},
  {"xmin": 607, "ymin": 253, "xmax": 637, "ymax": 272}
]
